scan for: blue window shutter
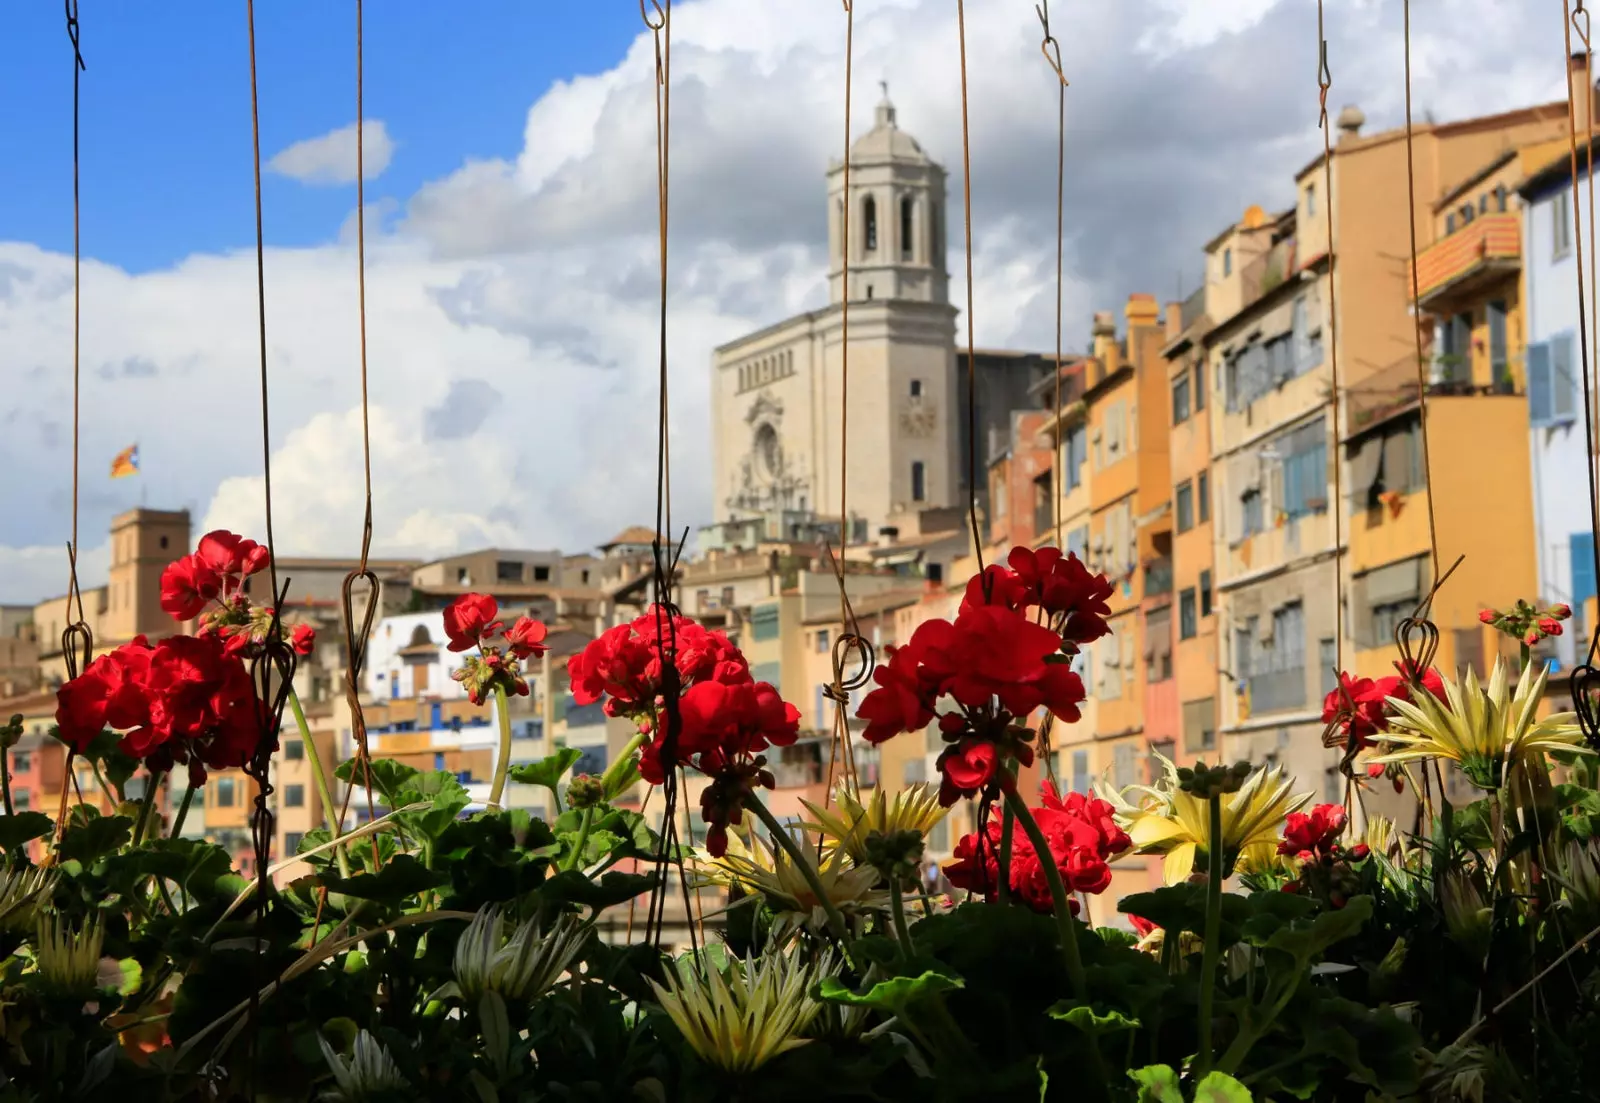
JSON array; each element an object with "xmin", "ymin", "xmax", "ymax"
[
  {"xmin": 1528, "ymin": 341, "xmax": 1553, "ymax": 424},
  {"xmin": 1553, "ymin": 334, "xmax": 1578, "ymax": 420},
  {"xmin": 1573, "ymin": 532, "xmax": 1598, "ymax": 608}
]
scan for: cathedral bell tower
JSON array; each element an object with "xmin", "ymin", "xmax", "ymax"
[{"xmin": 827, "ymin": 86, "xmax": 949, "ymax": 306}]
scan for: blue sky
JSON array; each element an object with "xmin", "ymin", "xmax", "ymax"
[{"xmin": 0, "ymin": 1, "xmax": 641, "ymax": 271}]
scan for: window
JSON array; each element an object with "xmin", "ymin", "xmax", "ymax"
[
  {"xmin": 1071, "ymin": 750, "xmax": 1090, "ymax": 795},
  {"xmin": 1555, "ymin": 189, "xmax": 1574, "ymax": 256},
  {"xmin": 1172, "ymin": 374, "xmax": 1191, "ymax": 424},
  {"xmin": 1063, "ymin": 425, "xmax": 1087, "ymax": 490},
  {"xmin": 1183, "ymin": 698, "xmax": 1216, "ymax": 753},
  {"xmin": 1487, "ymin": 300, "xmax": 1508, "ymax": 385},
  {"xmin": 750, "ymin": 605, "xmax": 780, "ymax": 642},
  {"xmin": 496, "ymin": 560, "xmax": 522, "ymax": 583},
  {"xmin": 864, "ymin": 195, "xmax": 878, "ymax": 252},
  {"xmin": 815, "ymin": 629, "xmax": 830, "ymax": 654},
  {"xmin": 1146, "ymin": 606, "xmax": 1173, "ymax": 682},
  {"xmin": 1278, "ymin": 417, "xmax": 1328, "ymax": 519},
  {"xmin": 1223, "ymin": 248, "xmax": 1233, "ymax": 277},
  {"xmin": 1175, "ymin": 481, "xmax": 1194, "ymax": 532},
  {"xmin": 903, "ymin": 758, "xmax": 927, "ymax": 784},
  {"xmin": 1352, "ymin": 417, "xmax": 1425, "ymax": 506},
  {"xmin": 159, "ymin": 535, "xmax": 169, "ymax": 549},
  {"xmin": 1179, "ymin": 588, "xmax": 1198, "ymax": 640},
  {"xmin": 285, "ymin": 832, "xmax": 305, "ymax": 856},
  {"xmin": 910, "ymin": 378, "xmax": 923, "ymax": 399},
  {"xmin": 1198, "ymin": 470, "xmax": 1210, "ymax": 522},
  {"xmin": 722, "ymin": 586, "xmax": 735, "ymax": 608},
  {"xmin": 284, "ymin": 739, "xmax": 304, "ymax": 761},
  {"xmin": 10, "ymin": 750, "xmax": 30, "ymax": 773},
  {"xmin": 1495, "ymin": 184, "xmax": 1508, "ymax": 213},
  {"xmin": 1273, "ymin": 603, "xmax": 1306, "ymax": 672},
  {"xmin": 216, "ymin": 778, "xmax": 236, "ymax": 808},
  {"xmin": 1372, "ymin": 600, "xmax": 1411, "ymax": 643},
  {"xmin": 900, "ymin": 196, "xmax": 914, "ymax": 259},
  {"xmin": 1528, "ymin": 335, "xmax": 1579, "ymax": 425},
  {"xmin": 284, "ymin": 784, "xmax": 305, "ymax": 808},
  {"xmin": 1193, "ymin": 361, "xmax": 1206, "ymax": 411},
  {"xmin": 1067, "ymin": 525, "xmax": 1089, "ymax": 563},
  {"xmin": 1241, "ymin": 488, "xmax": 1264, "ymax": 537},
  {"xmin": 1319, "ymin": 638, "xmax": 1338, "ymax": 698},
  {"xmin": 1438, "ymin": 313, "xmax": 1472, "ymax": 381},
  {"xmin": 1148, "ymin": 741, "xmax": 1176, "ymax": 785},
  {"xmin": 533, "ymin": 565, "xmax": 551, "ymax": 582},
  {"xmin": 1200, "ymin": 570, "xmax": 1213, "ymax": 617},
  {"xmin": 911, "ymin": 461, "xmax": 926, "ymax": 502},
  {"xmin": 1113, "ymin": 743, "xmax": 1140, "ymax": 788},
  {"xmin": 926, "ymin": 562, "xmax": 943, "ymax": 585},
  {"xmin": 456, "ymin": 567, "xmax": 470, "ymax": 585},
  {"xmin": 1305, "ymin": 182, "xmax": 1317, "ymax": 217},
  {"xmin": 1446, "ymin": 213, "xmax": 1457, "ymax": 234},
  {"xmin": 13, "ymin": 790, "xmax": 29, "ymax": 812}
]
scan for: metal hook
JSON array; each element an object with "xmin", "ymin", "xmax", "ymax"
[
  {"xmin": 1317, "ymin": 41, "xmax": 1333, "ymax": 126},
  {"xmin": 638, "ymin": 0, "xmax": 664, "ymax": 31},
  {"xmin": 64, "ymin": 0, "xmax": 86, "ymax": 70},
  {"xmin": 1036, "ymin": 4, "xmax": 1069, "ymax": 87},
  {"xmin": 1576, "ymin": 5, "xmax": 1593, "ymax": 48}
]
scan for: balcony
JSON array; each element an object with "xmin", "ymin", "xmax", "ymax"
[
  {"xmin": 1143, "ymin": 557, "xmax": 1174, "ymax": 599},
  {"xmin": 1412, "ymin": 213, "xmax": 1520, "ymax": 312}
]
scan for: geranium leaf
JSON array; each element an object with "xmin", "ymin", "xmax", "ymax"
[
  {"xmin": 322, "ymin": 854, "xmax": 446, "ymax": 904},
  {"xmin": 1260, "ymin": 894, "xmax": 1372, "ymax": 964},
  {"xmin": 1127, "ymin": 1064, "xmax": 1183, "ymax": 1103},
  {"xmin": 1193, "ymin": 1071, "xmax": 1254, "ymax": 1102},
  {"xmin": 0, "ymin": 812, "xmax": 53, "ymax": 852},
  {"xmin": 815, "ymin": 970, "xmax": 962, "ymax": 1017},
  {"xmin": 57, "ymin": 813, "xmax": 133, "ymax": 865},
  {"xmin": 334, "ymin": 757, "xmax": 421, "ymax": 807},
  {"xmin": 509, "ymin": 749, "xmax": 583, "ymax": 800},
  {"xmin": 1046, "ymin": 1001, "xmax": 1140, "ymax": 1036},
  {"xmin": 537, "ymin": 869, "xmax": 657, "ymax": 911}
]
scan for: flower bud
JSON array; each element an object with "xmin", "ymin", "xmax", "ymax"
[
  {"xmin": 864, "ymin": 828, "xmax": 926, "ymax": 885},
  {"xmin": 1346, "ymin": 843, "xmax": 1370, "ymax": 862},
  {"xmin": 1478, "ymin": 609, "xmax": 1498, "ymax": 624},
  {"xmin": 0, "ymin": 714, "xmax": 22, "ymax": 751},
  {"xmin": 1524, "ymin": 630, "xmax": 1541, "ymax": 647},
  {"xmin": 565, "ymin": 774, "xmax": 605, "ymax": 810},
  {"xmin": 1552, "ymin": 603, "xmax": 1573, "ymax": 620},
  {"xmin": 1538, "ymin": 617, "xmax": 1563, "ymax": 637}
]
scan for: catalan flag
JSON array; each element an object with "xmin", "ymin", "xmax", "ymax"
[{"xmin": 110, "ymin": 444, "xmax": 140, "ymax": 479}]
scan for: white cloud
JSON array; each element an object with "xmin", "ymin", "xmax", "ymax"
[
  {"xmin": 0, "ymin": 0, "xmax": 1562, "ymax": 608},
  {"xmin": 269, "ymin": 119, "xmax": 395, "ymax": 185}
]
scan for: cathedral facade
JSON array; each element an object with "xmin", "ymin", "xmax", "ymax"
[{"xmin": 710, "ymin": 94, "xmax": 961, "ymax": 544}]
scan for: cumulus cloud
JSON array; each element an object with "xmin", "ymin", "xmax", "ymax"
[
  {"xmin": 269, "ymin": 119, "xmax": 396, "ymax": 185},
  {"xmin": 0, "ymin": 0, "xmax": 1563, "ymax": 606}
]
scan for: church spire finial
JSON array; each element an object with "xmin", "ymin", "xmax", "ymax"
[{"xmin": 875, "ymin": 80, "xmax": 896, "ymax": 128}]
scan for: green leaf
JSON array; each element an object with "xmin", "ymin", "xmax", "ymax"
[
  {"xmin": 1046, "ymin": 1001, "xmax": 1140, "ymax": 1037},
  {"xmin": 591, "ymin": 807, "xmax": 658, "ymax": 862},
  {"xmin": 107, "ymin": 837, "xmax": 236, "ymax": 899},
  {"xmin": 536, "ymin": 869, "xmax": 657, "ymax": 911},
  {"xmin": 322, "ymin": 854, "xmax": 446, "ymax": 904},
  {"xmin": 1128, "ymin": 1064, "xmax": 1183, "ymax": 1103},
  {"xmin": 1193, "ymin": 1071, "xmax": 1254, "ymax": 1103},
  {"xmin": 334, "ymin": 757, "xmax": 421, "ymax": 806},
  {"xmin": 57, "ymin": 812, "xmax": 133, "ymax": 865},
  {"xmin": 509, "ymin": 749, "xmax": 583, "ymax": 799},
  {"xmin": 110, "ymin": 957, "xmax": 143, "ymax": 998},
  {"xmin": 1122, "ymin": 884, "xmax": 1250, "ymax": 941},
  {"xmin": 0, "ymin": 812, "xmax": 53, "ymax": 852},
  {"xmin": 1258, "ymin": 895, "xmax": 1373, "ymax": 964},
  {"xmin": 815, "ymin": 970, "xmax": 962, "ymax": 1018},
  {"xmin": 479, "ymin": 991, "xmax": 512, "ymax": 1079}
]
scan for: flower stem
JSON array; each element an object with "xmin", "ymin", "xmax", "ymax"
[
  {"xmin": 998, "ymin": 767, "xmax": 1087, "ymax": 999},
  {"xmin": 289, "ymin": 691, "xmax": 341, "ymax": 840},
  {"xmin": 1196, "ymin": 793, "xmax": 1225, "ymax": 1078},
  {"xmin": 601, "ymin": 730, "xmax": 649, "ymax": 798},
  {"xmin": 1, "ymin": 748, "xmax": 12, "ymax": 818},
  {"xmin": 997, "ymin": 800, "xmax": 1015, "ymax": 905},
  {"xmin": 746, "ymin": 796, "xmax": 854, "ymax": 952},
  {"xmin": 891, "ymin": 876, "xmax": 913, "ymax": 955},
  {"xmin": 562, "ymin": 806, "xmax": 595, "ymax": 872},
  {"xmin": 1520, "ymin": 642, "xmax": 1532, "ymax": 675},
  {"xmin": 170, "ymin": 783, "xmax": 196, "ymax": 839},
  {"xmin": 131, "ymin": 771, "xmax": 163, "ymax": 847},
  {"xmin": 487, "ymin": 683, "xmax": 514, "ymax": 813}
]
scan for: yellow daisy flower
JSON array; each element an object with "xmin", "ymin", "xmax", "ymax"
[
  {"xmin": 1370, "ymin": 658, "xmax": 1588, "ymax": 790},
  {"xmin": 695, "ymin": 827, "xmax": 889, "ymax": 943},
  {"xmin": 799, "ymin": 783, "xmax": 947, "ymax": 866},
  {"xmin": 649, "ymin": 948, "xmax": 836, "ymax": 1074}
]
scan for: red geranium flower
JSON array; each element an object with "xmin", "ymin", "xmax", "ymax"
[
  {"xmin": 291, "ymin": 623, "xmax": 316, "ymax": 656},
  {"xmin": 504, "ymin": 616, "xmax": 549, "ymax": 660},
  {"xmin": 196, "ymin": 530, "xmax": 269, "ymax": 580},
  {"xmin": 443, "ymin": 593, "xmax": 502, "ymax": 652},
  {"xmin": 160, "ymin": 555, "xmax": 221, "ymax": 621},
  {"xmin": 1279, "ymin": 802, "xmax": 1347, "ymax": 859},
  {"xmin": 936, "ymin": 738, "xmax": 999, "ymax": 805}
]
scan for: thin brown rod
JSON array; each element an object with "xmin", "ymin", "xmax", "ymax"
[
  {"xmin": 956, "ymin": 0, "xmax": 988, "ymax": 586},
  {"xmin": 1566, "ymin": 1, "xmax": 1600, "ymax": 665},
  {"xmin": 1317, "ymin": 3, "xmax": 1344, "ymax": 675},
  {"xmin": 66, "ymin": 0, "xmax": 87, "ymax": 630},
  {"xmin": 246, "ymin": 0, "xmax": 281, "ymax": 618},
  {"xmin": 355, "ymin": 0, "xmax": 373, "ymax": 568},
  {"xmin": 823, "ymin": 0, "xmax": 861, "ymax": 810},
  {"xmin": 1039, "ymin": 0, "xmax": 1066, "ymax": 551},
  {"xmin": 1401, "ymin": 0, "xmax": 1442, "ymax": 583}
]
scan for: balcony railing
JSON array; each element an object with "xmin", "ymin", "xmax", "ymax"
[{"xmin": 1411, "ymin": 212, "xmax": 1520, "ymax": 309}]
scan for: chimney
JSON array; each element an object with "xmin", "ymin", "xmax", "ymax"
[
  {"xmin": 877, "ymin": 525, "xmax": 899, "ymax": 548},
  {"xmin": 1336, "ymin": 104, "xmax": 1365, "ymax": 143},
  {"xmin": 1163, "ymin": 300, "xmax": 1184, "ymax": 341},
  {"xmin": 1091, "ymin": 310, "xmax": 1117, "ymax": 368},
  {"xmin": 1125, "ymin": 292, "xmax": 1160, "ymax": 331},
  {"xmin": 1571, "ymin": 52, "xmax": 1594, "ymax": 136}
]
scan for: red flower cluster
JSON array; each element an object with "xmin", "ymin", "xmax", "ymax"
[
  {"xmin": 1278, "ymin": 802, "xmax": 1348, "ymax": 861},
  {"xmin": 443, "ymin": 593, "xmax": 549, "ymax": 705},
  {"xmin": 945, "ymin": 783, "xmax": 1130, "ymax": 914},
  {"xmin": 1481, "ymin": 600, "xmax": 1572, "ymax": 647},
  {"xmin": 160, "ymin": 530, "xmax": 317, "ymax": 658},
  {"xmin": 568, "ymin": 609, "xmax": 748, "ymax": 718},
  {"xmin": 55, "ymin": 633, "xmax": 264, "ymax": 778},
  {"xmin": 959, "ymin": 546, "xmax": 1115, "ymax": 645},
  {"xmin": 1279, "ymin": 802, "xmax": 1370, "ymax": 908},
  {"xmin": 565, "ymin": 608, "xmax": 794, "ymax": 856},
  {"xmin": 857, "ymin": 594, "xmax": 1087, "ymax": 805},
  {"xmin": 1320, "ymin": 661, "xmax": 1445, "ymax": 749}
]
